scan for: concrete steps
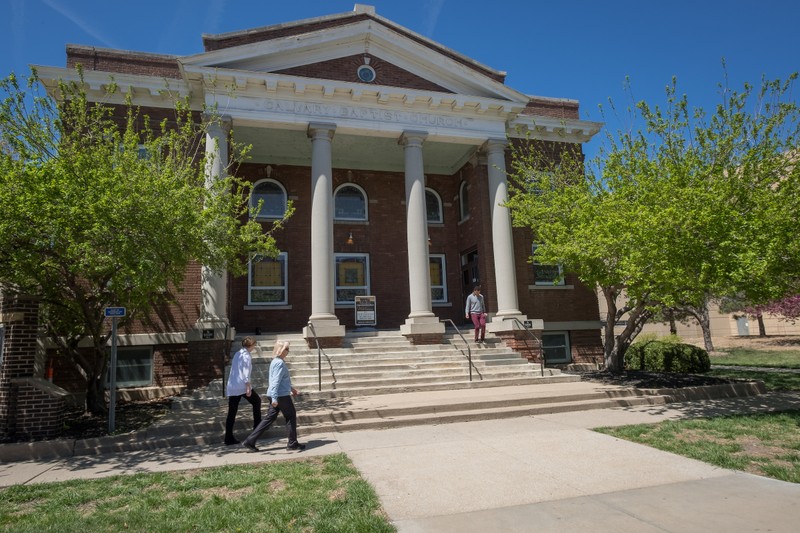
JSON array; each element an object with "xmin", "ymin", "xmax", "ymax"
[
  {"xmin": 173, "ymin": 331, "xmax": 573, "ymax": 411},
  {"xmin": 150, "ymin": 382, "xmax": 686, "ymax": 446}
]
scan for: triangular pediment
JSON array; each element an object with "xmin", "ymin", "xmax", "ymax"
[{"xmin": 180, "ymin": 13, "xmax": 529, "ymax": 103}]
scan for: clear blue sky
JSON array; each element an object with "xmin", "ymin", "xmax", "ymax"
[{"xmin": 2, "ymin": 0, "xmax": 798, "ymax": 160}]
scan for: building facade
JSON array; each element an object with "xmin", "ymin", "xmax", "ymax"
[{"xmin": 30, "ymin": 5, "xmax": 604, "ymax": 395}]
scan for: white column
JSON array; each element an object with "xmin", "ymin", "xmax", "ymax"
[
  {"xmin": 484, "ymin": 139, "xmax": 527, "ymax": 330},
  {"xmin": 199, "ymin": 116, "xmax": 231, "ymax": 325},
  {"xmin": 399, "ymin": 131, "xmax": 444, "ymax": 337},
  {"xmin": 304, "ymin": 123, "xmax": 344, "ymax": 340}
]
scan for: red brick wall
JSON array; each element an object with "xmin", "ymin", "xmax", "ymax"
[
  {"xmin": 66, "ymin": 46, "xmax": 181, "ymax": 78},
  {"xmin": 0, "ymin": 294, "xmax": 41, "ymax": 439},
  {"xmin": 7, "ymin": 381, "xmax": 65, "ymax": 441},
  {"xmin": 277, "ymin": 54, "xmax": 451, "ymax": 93},
  {"xmin": 521, "ymin": 98, "xmax": 580, "ymax": 120},
  {"xmin": 229, "ymin": 162, "xmax": 475, "ymax": 333}
]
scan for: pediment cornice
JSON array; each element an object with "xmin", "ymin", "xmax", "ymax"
[{"xmin": 179, "ymin": 19, "xmax": 527, "ymax": 103}]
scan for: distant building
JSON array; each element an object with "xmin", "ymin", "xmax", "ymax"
[{"xmin": 22, "ymin": 4, "xmax": 604, "ymax": 397}]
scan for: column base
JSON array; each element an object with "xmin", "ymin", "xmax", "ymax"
[
  {"xmin": 400, "ymin": 316, "xmax": 445, "ymax": 345},
  {"xmin": 185, "ymin": 322, "xmax": 233, "ymax": 390},
  {"xmin": 186, "ymin": 319, "xmax": 235, "ymax": 342},
  {"xmin": 486, "ymin": 314, "xmax": 541, "ymax": 334},
  {"xmin": 304, "ymin": 318, "xmax": 345, "ymax": 349}
]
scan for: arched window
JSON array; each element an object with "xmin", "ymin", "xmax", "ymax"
[
  {"xmin": 425, "ymin": 188, "xmax": 443, "ymax": 223},
  {"xmin": 250, "ymin": 179, "xmax": 287, "ymax": 218},
  {"xmin": 334, "ymin": 184, "xmax": 368, "ymax": 221},
  {"xmin": 459, "ymin": 181, "xmax": 470, "ymax": 221}
]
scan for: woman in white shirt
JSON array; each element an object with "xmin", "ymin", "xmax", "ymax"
[{"xmin": 224, "ymin": 336, "xmax": 262, "ymax": 445}]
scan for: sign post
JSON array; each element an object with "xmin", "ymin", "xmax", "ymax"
[
  {"xmin": 104, "ymin": 306, "xmax": 126, "ymax": 434},
  {"xmin": 354, "ymin": 296, "xmax": 377, "ymax": 327}
]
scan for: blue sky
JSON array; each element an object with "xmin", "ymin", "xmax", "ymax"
[{"xmin": 2, "ymin": 0, "xmax": 798, "ymax": 160}]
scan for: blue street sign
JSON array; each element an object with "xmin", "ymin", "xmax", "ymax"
[{"xmin": 104, "ymin": 307, "xmax": 127, "ymax": 318}]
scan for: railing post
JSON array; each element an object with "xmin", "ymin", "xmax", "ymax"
[
  {"xmin": 512, "ymin": 318, "xmax": 544, "ymax": 377},
  {"xmin": 441, "ymin": 319, "xmax": 472, "ymax": 382}
]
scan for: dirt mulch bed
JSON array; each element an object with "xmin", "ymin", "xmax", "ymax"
[
  {"xmin": 578, "ymin": 370, "xmax": 740, "ymax": 389},
  {"xmin": 59, "ymin": 398, "xmax": 173, "ymax": 440}
]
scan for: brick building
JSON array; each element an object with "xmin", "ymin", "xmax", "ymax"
[{"xmin": 23, "ymin": 4, "xmax": 604, "ymax": 397}]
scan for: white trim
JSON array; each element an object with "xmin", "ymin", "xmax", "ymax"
[
  {"xmin": 334, "ymin": 253, "xmax": 371, "ymax": 304},
  {"xmin": 248, "ymin": 252, "xmax": 288, "ymax": 305},
  {"xmin": 459, "ymin": 181, "xmax": 469, "ymax": 221},
  {"xmin": 541, "ymin": 331, "xmax": 571, "ymax": 364},
  {"xmin": 334, "ymin": 183, "xmax": 369, "ymax": 221},
  {"xmin": 182, "ymin": 19, "xmax": 525, "ymax": 102},
  {"xmin": 107, "ymin": 346, "xmax": 153, "ymax": 388},
  {"xmin": 250, "ymin": 178, "xmax": 288, "ymax": 218},
  {"xmin": 429, "ymin": 254, "xmax": 448, "ymax": 303},
  {"xmin": 532, "ymin": 244, "xmax": 564, "ymax": 286},
  {"xmin": 425, "ymin": 187, "xmax": 443, "ymax": 223}
]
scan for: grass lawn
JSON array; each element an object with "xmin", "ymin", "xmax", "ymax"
[
  {"xmin": 596, "ymin": 410, "xmax": 800, "ymax": 483},
  {"xmin": 597, "ymin": 340, "xmax": 800, "ymax": 484},
  {"xmin": 710, "ymin": 347, "xmax": 800, "ymax": 369},
  {"xmin": 0, "ymin": 453, "xmax": 396, "ymax": 533}
]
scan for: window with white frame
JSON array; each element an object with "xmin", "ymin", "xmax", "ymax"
[
  {"xmin": 107, "ymin": 347, "xmax": 153, "ymax": 387},
  {"xmin": 249, "ymin": 252, "xmax": 288, "ymax": 305},
  {"xmin": 459, "ymin": 182, "xmax": 469, "ymax": 221},
  {"xmin": 532, "ymin": 244, "xmax": 564, "ymax": 285},
  {"xmin": 251, "ymin": 179, "xmax": 287, "ymax": 218},
  {"xmin": 426, "ymin": 188, "xmax": 443, "ymax": 223},
  {"xmin": 429, "ymin": 254, "xmax": 447, "ymax": 302},
  {"xmin": 542, "ymin": 332, "xmax": 571, "ymax": 364},
  {"xmin": 335, "ymin": 253, "xmax": 370, "ymax": 304},
  {"xmin": 334, "ymin": 184, "xmax": 368, "ymax": 221}
]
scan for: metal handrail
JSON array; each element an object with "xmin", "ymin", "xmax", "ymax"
[
  {"xmin": 440, "ymin": 318, "xmax": 475, "ymax": 381},
  {"xmin": 510, "ymin": 318, "xmax": 544, "ymax": 376},
  {"xmin": 306, "ymin": 322, "xmax": 337, "ymax": 391}
]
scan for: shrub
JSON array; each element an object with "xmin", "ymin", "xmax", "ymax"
[{"xmin": 625, "ymin": 340, "xmax": 710, "ymax": 373}]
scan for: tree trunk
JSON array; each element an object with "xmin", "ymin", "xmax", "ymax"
[
  {"xmin": 668, "ymin": 309, "xmax": 677, "ymax": 335},
  {"xmin": 85, "ymin": 375, "xmax": 107, "ymax": 416},
  {"xmin": 757, "ymin": 312, "xmax": 767, "ymax": 336},
  {"xmin": 694, "ymin": 305, "xmax": 715, "ymax": 352},
  {"xmin": 601, "ymin": 287, "xmax": 620, "ymax": 372}
]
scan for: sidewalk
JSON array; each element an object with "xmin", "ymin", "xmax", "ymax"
[{"xmin": 2, "ymin": 389, "xmax": 800, "ymax": 531}]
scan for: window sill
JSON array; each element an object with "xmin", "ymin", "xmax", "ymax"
[
  {"xmin": 432, "ymin": 302, "xmax": 452, "ymax": 307},
  {"xmin": 529, "ymin": 285, "xmax": 573, "ymax": 290},
  {"xmin": 244, "ymin": 305, "xmax": 292, "ymax": 310},
  {"xmin": 334, "ymin": 219, "xmax": 369, "ymax": 225}
]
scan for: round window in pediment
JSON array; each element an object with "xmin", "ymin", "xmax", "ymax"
[{"xmin": 357, "ymin": 65, "xmax": 376, "ymax": 83}]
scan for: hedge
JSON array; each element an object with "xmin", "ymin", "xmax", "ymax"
[{"xmin": 625, "ymin": 340, "xmax": 710, "ymax": 373}]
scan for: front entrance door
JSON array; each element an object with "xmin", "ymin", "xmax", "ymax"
[{"xmin": 461, "ymin": 249, "xmax": 480, "ymax": 310}]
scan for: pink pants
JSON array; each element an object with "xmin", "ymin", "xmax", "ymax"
[{"xmin": 470, "ymin": 312, "xmax": 486, "ymax": 340}]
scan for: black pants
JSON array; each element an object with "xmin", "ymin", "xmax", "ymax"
[
  {"xmin": 243, "ymin": 395, "xmax": 298, "ymax": 447},
  {"xmin": 225, "ymin": 390, "xmax": 262, "ymax": 442}
]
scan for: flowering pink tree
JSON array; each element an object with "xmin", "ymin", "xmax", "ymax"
[{"xmin": 763, "ymin": 295, "xmax": 800, "ymax": 324}]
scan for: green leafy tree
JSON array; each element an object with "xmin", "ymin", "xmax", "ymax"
[
  {"xmin": 508, "ymin": 70, "xmax": 799, "ymax": 371},
  {"xmin": 0, "ymin": 69, "xmax": 291, "ymax": 414}
]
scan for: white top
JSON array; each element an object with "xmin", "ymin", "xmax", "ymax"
[{"xmin": 226, "ymin": 347, "xmax": 253, "ymax": 396}]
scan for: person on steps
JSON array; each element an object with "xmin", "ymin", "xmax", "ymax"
[{"xmin": 465, "ymin": 284, "xmax": 487, "ymax": 343}]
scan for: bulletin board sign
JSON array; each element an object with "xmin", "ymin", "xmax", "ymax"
[{"xmin": 355, "ymin": 296, "xmax": 377, "ymax": 327}]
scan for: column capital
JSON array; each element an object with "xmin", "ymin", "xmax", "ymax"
[
  {"xmin": 483, "ymin": 138, "xmax": 508, "ymax": 154},
  {"xmin": 204, "ymin": 114, "xmax": 232, "ymax": 132},
  {"xmin": 399, "ymin": 130, "xmax": 428, "ymax": 147},
  {"xmin": 307, "ymin": 122, "xmax": 337, "ymax": 140}
]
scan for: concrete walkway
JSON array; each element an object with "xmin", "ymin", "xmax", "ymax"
[{"xmin": 2, "ymin": 389, "xmax": 800, "ymax": 531}]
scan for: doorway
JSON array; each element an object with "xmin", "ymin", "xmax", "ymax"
[{"xmin": 461, "ymin": 249, "xmax": 480, "ymax": 307}]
